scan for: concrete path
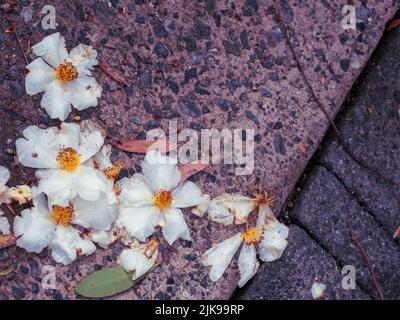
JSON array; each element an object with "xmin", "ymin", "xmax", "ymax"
[
  {"xmin": 237, "ymin": 23, "xmax": 400, "ymax": 300},
  {"xmin": 0, "ymin": 1, "xmax": 399, "ymax": 299}
]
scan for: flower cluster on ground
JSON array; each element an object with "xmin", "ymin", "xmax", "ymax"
[{"xmin": 0, "ymin": 33, "xmax": 290, "ymax": 291}]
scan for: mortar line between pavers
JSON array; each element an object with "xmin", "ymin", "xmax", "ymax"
[
  {"xmin": 320, "ymin": 160, "xmax": 400, "ymax": 247},
  {"xmin": 289, "ymin": 220, "xmax": 373, "ymax": 300}
]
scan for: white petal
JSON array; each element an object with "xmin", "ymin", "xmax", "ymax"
[
  {"xmin": 0, "ymin": 166, "xmax": 10, "ymax": 185},
  {"xmin": 55, "ymin": 122, "xmax": 80, "ymax": 150},
  {"xmin": 142, "ymin": 150, "xmax": 181, "ymax": 193},
  {"xmin": 16, "ymin": 125, "xmax": 59, "ymax": 168},
  {"xmin": 162, "ymin": 208, "xmax": 191, "ymax": 245},
  {"xmin": 77, "ymin": 120, "xmax": 105, "ymax": 162},
  {"xmin": 36, "ymin": 169, "xmax": 75, "ymax": 207},
  {"xmin": 32, "ymin": 32, "xmax": 68, "ymax": 67},
  {"xmin": 67, "ymin": 44, "xmax": 98, "ymax": 75},
  {"xmin": 72, "ymin": 194, "xmax": 117, "ymax": 231},
  {"xmin": 207, "ymin": 193, "xmax": 256, "ymax": 226},
  {"xmin": 238, "ymin": 244, "xmax": 259, "ymax": 288},
  {"xmin": 14, "ymin": 208, "xmax": 55, "ymax": 253},
  {"xmin": 311, "ymin": 282, "xmax": 326, "ymax": 299},
  {"xmin": 202, "ymin": 233, "xmax": 243, "ymax": 282},
  {"xmin": 94, "ymin": 145, "xmax": 113, "ymax": 170},
  {"xmin": 89, "ymin": 230, "xmax": 116, "ymax": 249},
  {"xmin": 40, "ymin": 80, "xmax": 71, "ymax": 121},
  {"xmin": 75, "ymin": 166, "xmax": 110, "ymax": 203},
  {"xmin": 191, "ymin": 194, "xmax": 210, "ymax": 217},
  {"xmin": 117, "ymin": 174, "xmax": 154, "ymax": 207},
  {"xmin": 120, "ymin": 244, "xmax": 158, "ymax": 280},
  {"xmin": 50, "ymin": 226, "xmax": 96, "ymax": 265},
  {"xmin": 66, "ymin": 76, "xmax": 101, "ymax": 111},
  {"xmin": 256, "ymin": 203, "xmax": 275, "ymax": 227},
  {"xmin": 117, "ymin": 206, "xmax": 160, "ymax": 242},
  {"xmin": 171, "ymin": 181, "xmax": 207, "ymax": 209},
  {"xmin": 25, "ymin": 58, "xmax": 55, "ymax": 95},
  {"xmin": 0, "ymin": 216, "xmax": 11, "ymax": 235},
  {"xmin": 258, "ymin": 219, "xmax": 289, "ymax": 262}
]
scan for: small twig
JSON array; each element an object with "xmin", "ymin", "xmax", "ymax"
[
  {"xmin": 98, "ymin": 59, "xmax": 129, "ymax": 86},
  {"xmin": 273, "ymin": 0, "xmax": 400, "ymax": 189},
  {"xmin": 346, "ymin": 221, "xmax": 384, "ymax": 300},
  {"xmin": 6, "ymin": 18, "xmax": 29, "ymax": 65}
]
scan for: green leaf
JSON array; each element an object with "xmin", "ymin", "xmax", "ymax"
[
  {"xmin": 75, "ymin": 266, "xmax": 133, "ymax": 298},
  {"xmin": 75, "ymin": 264, "xmax": 158, "ymax": 298}
]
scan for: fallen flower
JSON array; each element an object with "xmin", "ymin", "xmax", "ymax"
[
  {"xmin": 25, "ymin": 32, "xmax": 101, "ymax": 121},
  {"xmin": 202, "ymin": 203, "xmax": 289, "ymax": 287},
  {"xmin": 119, "ymin": 239, "xmax": 159, "ymax": 280},
  {"xmin": 116, "ymin": 150, "xmax": 210, "ymax": 245},
  {"xmin": 311, "ymin": 282, "xmax": 326, "ymax": 299},
  {"xmin": 13, "ymin": 188, "xmax": 98, "ymax": 265},
  {"xmin": 206, "ymin": 191, "xmax": 275, "ymax": 226},
  {"xmin": 7, "ymin": 185, "xmax": 32, "ymax": 205},
  {"xmin": 16, "ymin": 120, "xmax": 111, "ymax": 207},
  {"xmin": 0, "ymin": 166, "xmax": 10, "ymax": 204}
]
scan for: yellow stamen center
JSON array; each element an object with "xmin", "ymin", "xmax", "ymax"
[
  {"xmin": 55, "ymin": 62, "xmax": 78, "ymax": 82},
  {"xmin": 103, "ymin": 161, "xmax": 123, "ymax": 180},
  {"xmin": 51, "ymin": 205, "xmax": 74, "ymax": 226},
  {"xmin": 241, "ymin": 227, "xmax": 262, "ymax": 245},
  {"xmin": 57, "ymin": 147, "xmax": 80, "ymax": 171},
  {"xmin": 154, "ymin": 190, "xmax": 172, "ymax": 210}
]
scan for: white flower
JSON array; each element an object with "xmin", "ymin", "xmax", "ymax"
[
  {"xmin": 119, "ymin": 240, "xmax": 158, "ymax": 280},
  {"xmin": 7, "ymin": 185, "xmax": 32, "ymax": 205},
  {"xmin": 0, "ymin": 166, "xmax": 10, "ymax": 204},
  {"xmin": 311, "ymin": 282, "xmax": 326, "ymax": 299},
  {"xmin": 0, "ymin": 210, "xmax": 11, "ymax": 235},
  {"xmin": 202, "ymin": 203, "xmax": 289, "ymax": 287},
  {"xmin": 13, "ymin": 189, "xmax": 96, "ymax": 265},
  {"xmin": 116, "ymin": 150, "xmax": 210, "ymax": 245},
  {"xmin": 16, "ymin": 120, "xmax": 111, "ymax": 206},
  {"xmin": 25, "ymin": 32, "xmax": 101, "ymax": 121},
  {"xmin": 207, "ymin": 193, "xmax": 256, "ymax": 225}
]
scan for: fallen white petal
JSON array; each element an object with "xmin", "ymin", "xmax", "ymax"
[
  {"xmin": 142, "ymin": 150, "xmax": 181, "ymax": 193},
  {"xmin": 50, "ymin": 225, "xmax": 96, "ymax": 265},
  {"xmin": 14, "ymin": 208, "xmax": 55, "ymax": 253},
  {"xmin": 258, "ymin": 219, "xmax": 289, "ymax": 262},
  {"xmin": 25, "ymin": 58, "xmax": 55, "ymax": 95},
  {"xmin": 238, "ymin": 244, "xmax": 259, "ymax": 288},
  {"xmin": 311, "ymin": 282, "xmax": 326, "ymax": 299},
  {"xmin": 162, "ymin": 208, "xmax": 191, "ymax": 245},
  {"xmin": 202, "ymin": 233, "xmax": 243, "ymax": 282},
  {"xmin": 32, "ymin": 32, "xmax": 68, "ymax": 68}
]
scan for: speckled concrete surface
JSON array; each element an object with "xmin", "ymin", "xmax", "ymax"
[{"xmin": 0, "ymin": 1, "xmax": 398, "ymax": 300}]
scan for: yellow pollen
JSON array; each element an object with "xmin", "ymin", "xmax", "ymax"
[
  {"xmin": 103, "ymin": 161, "xmax": 123, "ymax": 180},
  {"xmin": 51, "ymin": 205, "xmax": 74, "ymax": 226},
  {"xmin": 57, "ymin": 147, "xmax": 81, "ymax": 171},
  {"xmin": 154, "ymin": 190, "xmax": 172, "ymax": 210},
  {"xmin": 241, "ymin": 227, "xmax": 262, "ymax": 245},
  {"xmin": 55, "ymin": 62, "xmax": 78, "ymax": 82}
]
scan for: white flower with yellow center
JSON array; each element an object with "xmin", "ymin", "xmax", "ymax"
[
  {"xmin": 0, "ymin": 166, "xmax": 10, "ymax": 204},
  {"xmin": 116, "ymin": 150, "xmax": 210, "ymax": 245},
  {"xmin": 7, "ymin": 185, "xmax": 32, "ymax": 205},
  {"xmin": 25, "ymin": 32, "xmax": 101, "ymax": 121},
  {"xmin": 16, "ymin": 120, "xmax": 111, "ymax": 207},
  {"xmin": 202, "ymin": 203, "xmax": 289, "ymax": 287},
  {"xmin": 119, "ymin": 239, "xmax": 159, "ymax": 280},
  {"xmin": 13, "ymin": 189, "xmax": 97, "ymax": 265}
]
